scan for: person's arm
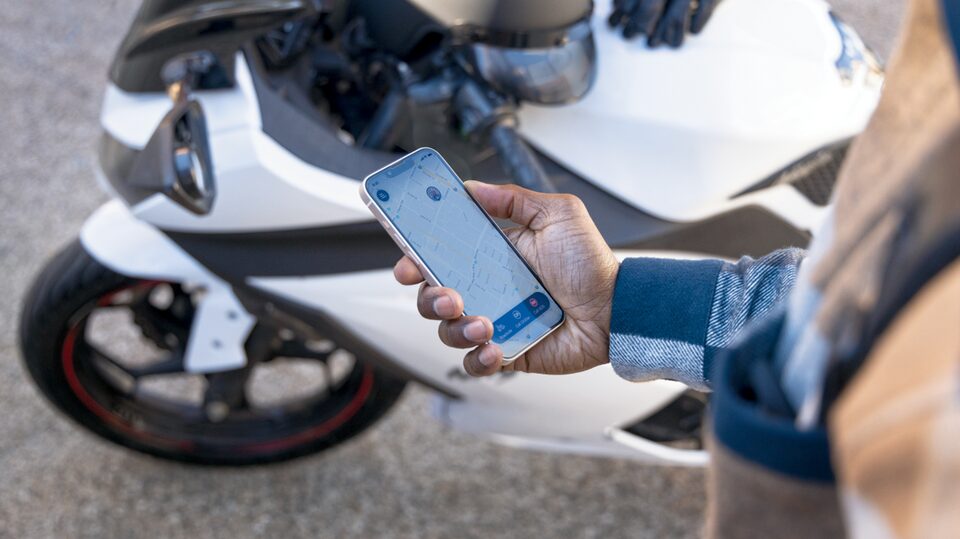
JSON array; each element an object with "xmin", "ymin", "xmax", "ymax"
[
  {"xmin": 393, "ymin": 181, "xmax": 802, "ymax": 384},
  {"xmin": 609, "ymin": 249, "xmax": 804, "ymax": 390}
]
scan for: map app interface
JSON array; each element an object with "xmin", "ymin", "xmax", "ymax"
[{"xmin": 366, "ymin": 149, "xmax": 563, "ymax": 358}]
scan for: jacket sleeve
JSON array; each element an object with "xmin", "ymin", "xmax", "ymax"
[{"xmin": 608, "ymin": 248, "xmax": 805, "ymax": 390}]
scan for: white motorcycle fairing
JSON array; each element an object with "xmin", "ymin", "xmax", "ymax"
[
  {"xmin": 521, "ymin": 0, "xmax": 881, "ymax": 223},
  {"xmin": 80, "ymin": 202, "xmax": 256, "ymax": 374},
  {"xmin": 82, "ymin": 0, "xmax": 881, "ymax": 465},
  {"xmin": 81, "ymin": 202, "xmax": 697, "ymax": 464}
]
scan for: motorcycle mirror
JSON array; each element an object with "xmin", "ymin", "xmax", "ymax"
[{"xmin": 128, "ymin": 98, "xmax": 216, "ymax": 215}]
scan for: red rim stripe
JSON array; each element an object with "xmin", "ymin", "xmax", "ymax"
[
  {"xmin": 61, "ymin": 324, "xmax": 192, "ymax": 450},
  {"xmin": 61, "ymin": 282, "xmax": 375, "ymax": 456},
  {"xmin": 236, "ymin": 365, "xmax": 375, "ymax": 454}
]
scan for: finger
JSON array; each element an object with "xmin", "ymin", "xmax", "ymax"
[
  {"xmin": 622, "ymin": 18, "xmax": 643, "ymax": 39},
  {"xmin": 633, "ymin": 0, "xmax": 667, "ymax": 37},
  {"xmin": 691, "ymin": 0, "xmax": 719, "ymax": 33},
  {"xmin": 614, "ymin": 0, "xmax": 639, "ymax": 25},
  {"xmin": 438, "ymin": 316, "xmax": 493, "ymax": 348},
  {"xmin": 417, "ymin": 284, "xmax": 464, "ymax": 320},
  {"xmin": 608, "ymin": 9, "xmax": 625, "ymax": 27},
  {"xmin": 465, "ymin": 181, "xmax": 544, "ymax": 227},
  {"xmin": 394, "ymin": 256, "xmax": 425, "ymax": 285},
  {"xmin": 668, "ymin": 22, "xmax": 685, "ymax": 47},
  {"xmin": 463, "ymin": 344, "xmax": 504, "ymax": 377},
  {"xmin": 650, "ymin": 0, "xmax": 688, "ymax": 48},
  {"xmin": 620, "ymin": 0, "xmax": 639, "ymax": 13},
  {"xmin": 465, "ymin": 180, "xmax": 586, "ymax": 231},
  {"xmin": 656, "ymin": 18, "xmax": 682, "ymax": 48},
  {"xmin": 647, "ymin": 28, "xmax": 663, "ymax": 47},
  {"xmin": 608, "ymin": 0, "xmax": 630, "ymax": 27},
  {"xmin": 502, "ymin": 226, "xmax": 524, "ymax": 243}
]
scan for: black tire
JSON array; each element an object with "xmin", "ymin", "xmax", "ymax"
[{"xmin": 19, "ymin": 240, "xmax": 407, "ymax": 465}]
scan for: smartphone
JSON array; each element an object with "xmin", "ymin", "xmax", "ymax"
[{"xmin": 360, "ymin": 148, "xmax": 565, "ymax": 361}]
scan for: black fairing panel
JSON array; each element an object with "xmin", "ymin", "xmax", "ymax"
[
  {"xmin": 351, "ymin": 0, "xmax": 592, "ymax": 56},
  {"xmin": 110, "ymin": 0, "xmax": 316, "ymax": 92},
  {"xmin": 243, "ymin": 47, "xmax": 398, "ymax": 180}
]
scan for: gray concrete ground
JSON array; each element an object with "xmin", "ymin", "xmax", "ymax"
[{"xmin": 0, "ymin": 1, "xmax": 904, "ymax": 537}]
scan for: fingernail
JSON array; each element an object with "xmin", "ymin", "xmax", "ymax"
[
  {"xmin": 478, "ymin": 347, "xmax": 499, "ymax": 367},
  {"xmin": 463, "ymin": 320, "xmax": 488, "ymax": 342},
  {"xmin": 434, "ymin": 295, "xmax": 455, "ymax": 316}
]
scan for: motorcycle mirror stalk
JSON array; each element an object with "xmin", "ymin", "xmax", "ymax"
[{"xmin": 124, "ymin": 52, "xmax": 218, "ymax": 215}]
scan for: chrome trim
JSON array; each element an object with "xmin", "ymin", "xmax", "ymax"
[
  {"xmin": 470, "ymin": 20, "xmax": 597, "ymax": 104},
  {"xmin": 830, "ymin": 12, "xmax": 884, "ymax": 85}
]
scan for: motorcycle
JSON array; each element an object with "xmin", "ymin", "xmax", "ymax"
[{"xmin": 19, "ymin": 0, "xmax": 882, "ymax": 465}]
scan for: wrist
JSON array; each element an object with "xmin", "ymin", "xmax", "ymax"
[{"xmin": 585, "ymin": 252, "xmax": 620, "ymax": 367}]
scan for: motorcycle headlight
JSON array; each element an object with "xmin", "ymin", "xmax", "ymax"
[{"xmin": 469, "ymin": 21, "xmax": 596, "ymax": 105}]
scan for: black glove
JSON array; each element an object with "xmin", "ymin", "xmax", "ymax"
[{"xmin": 608, "ymin": 0, "xmax": 721, "ymax": 48}]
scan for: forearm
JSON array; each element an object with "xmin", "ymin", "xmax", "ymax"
[{"xmin": 609, "ymin": 248, "xmax": 805, "ymax": 390}]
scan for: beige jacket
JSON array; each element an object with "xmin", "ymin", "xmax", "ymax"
[{"xmin": 706, "ymin": 0, "xmax": 960, "ymax": 536}]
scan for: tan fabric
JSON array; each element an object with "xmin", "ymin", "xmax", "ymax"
[
  {"xmin": 706, "ymin": 436, "xmax": 845, "ymax": 539},
  {"xmin": 811, "ymin": 0, "xmax": 960, "ymax": 338},
  {"xmin": 817, "ymin": 2, "xmax": 960, "ymax": 535},
  {"xmin": 815, "ymin": 2, "xmax": 960, "ymax": 535},
  {"xmin": 705, "ymin": 0, "xmax": 960, "ymax": 537},
  {"xmin": 829, "ymin": 259, "xmax": 960, "ymax": 539}
]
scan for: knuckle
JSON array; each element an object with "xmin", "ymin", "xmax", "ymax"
[
  {"xmin": 463, "ymin": 355, "xmax": 481, "ymax": 376},
  {"xmin": 437, "ymin": 321, "xmax": 452, "ymax": 343},
  {"xmin": 439, "ymin": 319, "xmax": 468, "ymax": 346},
  {"xmin": 417, "ymin": 288, "xmax": 436, "ymax": 316},
  {"xmin": 557, "ymin": 194, "xmax": 586, "ymax": 214}
]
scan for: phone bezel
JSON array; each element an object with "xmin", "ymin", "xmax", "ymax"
[{"xmin": 360, "ymin": 147, "xmax": 566, "ymax": 362}]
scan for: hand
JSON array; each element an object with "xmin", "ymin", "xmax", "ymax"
[
  {"xmin": 608, "ymin": 0, "xmax": 722, "ymax": 48},
  {"xmin": 393, "ymin": 181, "xmax": 620, "ymax": 377}
]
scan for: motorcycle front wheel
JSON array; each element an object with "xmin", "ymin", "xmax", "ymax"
[{"xmin": 19, "ymin": 240, "xmax": 407, "ymax": 465}]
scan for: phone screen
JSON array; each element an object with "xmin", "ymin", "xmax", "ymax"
[{"xmin": 364, "ymin": 148, "xmax": 564, "ymax": 359}]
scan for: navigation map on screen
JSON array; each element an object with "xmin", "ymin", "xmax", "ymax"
[{"xmin": 365, "ymin": 149, "xmax": 563, "ymax": 356}]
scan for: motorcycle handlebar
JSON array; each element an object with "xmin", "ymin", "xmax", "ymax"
[
  {"xmin": 488, "ymin": 122, "xmax": 557, "ymax": 193},
  {"xmin": 453, "ymin": 79, "xmax": 556, "ymax": 193}
]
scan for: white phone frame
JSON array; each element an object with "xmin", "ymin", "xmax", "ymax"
[{"xmin": 359, "ymin": 147, "xmax": 565, "ymax": 362}]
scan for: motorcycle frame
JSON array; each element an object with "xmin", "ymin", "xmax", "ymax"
[{"xmin": 82, "ymin": 0, "xmax": 882, "ymax": 465}]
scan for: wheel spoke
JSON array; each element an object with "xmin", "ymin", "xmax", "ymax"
[
  {"xmin": 127, "ymin": 283, "xmax": 194, "ymax": 350},
  {"xmin": 90, "ymin": 347, "xmax": 185, "ymax": 379},
  {"xmin": 321, "ymin": 357, "xmax": 335, "ymax": 393},
  {"xmin": 203, "ymin": 366, "xmax": 254, "ymax": 422},
  {"xmin": 89, "ymin": 347, "xmax": 135, "ymax": 377},
  {"xmin": 275, "ymin": 340, "xmax": 332, "ymax": 361},
  {"xmin": 129, "ymin": 351, "xmax": 185, "ymax": 377},
  {"xmin": 87, "ymin": 347, "xmax": 138, "ymax": 395}
]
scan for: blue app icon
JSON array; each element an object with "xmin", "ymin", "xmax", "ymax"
[
  {"xmin": 426, "ymin": 186, "xmax": 442, "ymax": 201},
  {"xmin": 492, "ymin": 292, "xmax": 551, "ymax": 344},
  {"xmin": 376, "ymin": 189, "xmax": 390, "ymax": 202}
]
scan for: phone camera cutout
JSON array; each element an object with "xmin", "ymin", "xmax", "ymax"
[
  {"xmin": 376, "ymin": 189, "xmax": 390, "ymax": 202},
  {"xmin": 426, "ymin": 186, "xmax": 442, "ymax": 201}
]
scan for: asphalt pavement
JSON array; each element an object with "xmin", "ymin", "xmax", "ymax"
[{"xmin": 0, "ymin": 1, "xmax": 904, "ymax": 537}]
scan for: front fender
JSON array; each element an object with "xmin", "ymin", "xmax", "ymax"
[{"xmin": 80, "ymin": 200, "xmax": 254, "ymax": 373}]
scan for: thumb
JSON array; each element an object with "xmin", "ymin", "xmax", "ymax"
[{"xmin": 466, "ymin": 180, "xmax": 569, "ymax": 229}]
